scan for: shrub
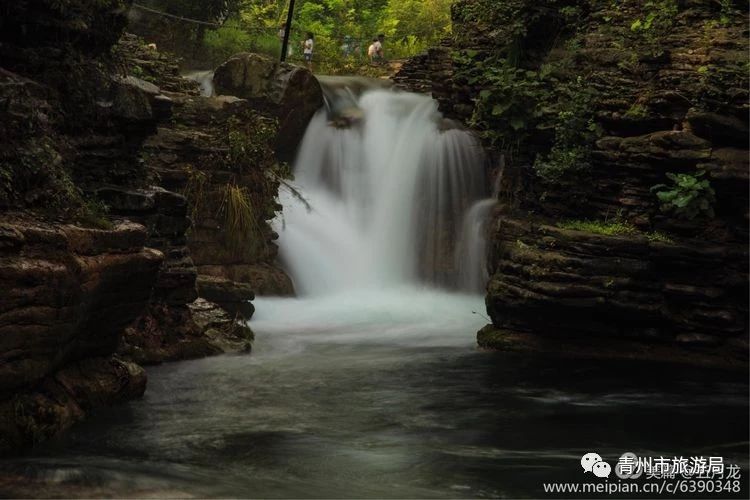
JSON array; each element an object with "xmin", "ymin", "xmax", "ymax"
[
  {"xmin": 651, "ymin": 171, "xmax": 716, "ymax": 219},
  {"xmin": 533, "ymin": 77, "xmax": 600, "ymax": 184},
  {"xmin": 204, "ymin": 20, "xmax": 254, "ymax": 63}
]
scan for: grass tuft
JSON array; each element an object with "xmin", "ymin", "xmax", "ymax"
[
  {"xmin": 218, "ymin": 183, "xmax": 263, "ymax": 254},
  {"xmin": 557, "ymin": 219, "xmax": 674, "ymax": 243},
  {"xmin": 557, "ymin": 219, "xmax": 637, "ymax": 236}
]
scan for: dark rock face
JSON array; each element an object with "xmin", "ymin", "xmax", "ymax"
[
  {"xmin": 0, "ymin": 220, "xmax": 162, "ymax": 394},
  {"xmin": 120, "ymin": 300, "xmax": 253, "ymax": 365},
  {"xmin": 0, "ymin": 356, "xmax": 145, "ymax": 454},
  {"xmin": 397, "ymin": 0, "xmax": 749, "ymax": 366},
  {"xmin": 0, "ymin": 218, "xmax": 158, "ymax": 453},
  {"xmin": 196, "ymin": 275, "xmax": 255, "ymax": 320},
  {"xmin": 97, "ymin": 186, "xmax": 199, "ymax": 307},
  {"xmin": 0, "ymin": 5, "xmax": 282, "ymax": 453},
  {"xmin": 213, "ymin": 52, "xmax": 324, "ymax": 160},
  {"xmin": 0, "ymin": 1, "xmax": 132, "ymax": 57},
  {"xmin": 485, "ymin": 212, "xmax": 747, "ymax": 359},
  {"xmin": 119, "ymin": 45, "xmax": 295, "ymax": 299}
]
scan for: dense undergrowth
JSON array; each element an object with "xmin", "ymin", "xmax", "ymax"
[{"xmin": 450, "ymin": 0, "xmax": 746, "ymax": 227}]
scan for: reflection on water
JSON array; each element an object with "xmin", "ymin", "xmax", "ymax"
[{"xmin": 1, "ymin": 290, "xmax": 747, "ymax": 498}]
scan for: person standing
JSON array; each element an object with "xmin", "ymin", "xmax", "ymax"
[
  {"xmin": 368, "ymin": 37, "xmax": 381, "ymax": 63},
  {"xmin": 302, "ymin": 32, "xmax": 314, "ymax": 69},
  {"xmin": 376, "ymin": 34, "xmax": 385, "ymax": 60}
]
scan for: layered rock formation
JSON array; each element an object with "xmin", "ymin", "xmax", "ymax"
[
  {"xmin": 0, "ymin": 0, "xmax": 165, "ymax": 453},
  {"xmin": 397, "ymin": 0, "xmax": 748, "ymax": 367},
  {"xmin": 0, "ymin": 218, "xmax": 155, "ymax": 452},
  {"xmin": 117, "ymin": 40, "xmax": 301, "ymax": 297},
  {"xmin": 0, "ymin": 1, "xmax": 315, "ymax": 453}
]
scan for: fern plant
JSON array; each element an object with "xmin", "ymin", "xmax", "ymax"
[{"xmin": 651, "ymin": 171, "xmax": 716, "ymax": 220}]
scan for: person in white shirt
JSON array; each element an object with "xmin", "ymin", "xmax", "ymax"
[
  {"xmin": 302, "ymin": 32, "xmax": 314, "ymax": 68},
  {"xmin": 368, "ymin": 38, "xmax": 382, "ymax": 62}
]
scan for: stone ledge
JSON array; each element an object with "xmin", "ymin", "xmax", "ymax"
[{"xmin": 477, "ymin": 325, "xmax": 748, "ymax": 372}]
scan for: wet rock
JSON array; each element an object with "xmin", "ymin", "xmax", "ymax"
[
  {"xmin": 54, "ymin": 357, "xmax": 147, "ymax": 409},
  {"xmin": 111, "ymin": 75, "xmax": 154, "ymax": 123},
  {"xmin": 477, "ymin": 326, "xmax": 746, "ymax": 371},
  {"xmin": 0, "ymin": 356, "xmax": 145, "ymax": 455},
  {"xmin": 198, "ymin": 263, "xmax": 295, "ymax": 297},
  {"xmin": 213, "ymin": 52, "xmax": 324, "ymax": 159},
  {"xmin": 196, "ymin": 275, "xmax": 255, "ymax": 320},
  {"xmin": 189, "ymin": 299, "xmax": 254, "ymax": 353},
  {"xmin": 120, "ymin": 300, "xmax": 253, "ymax": 366},
  {"xmin": 483, "ymin": 210, "xmax": 748, "ymax": 363},
  {"xmin": 687, "ymin": 109, "xmax": 749, "ymax": 148},
  {"xmin": 0, "ymin": 219, "xmax": 163, "ymax": 394}
]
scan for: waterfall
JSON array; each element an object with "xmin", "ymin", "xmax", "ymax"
[
  {"xmin": 275, "ymin": 78, "xmax": 491, "ymax": 296},
  {"xmin": 456, "ymin": 199, "xmax": 495, "ymax": 291},
  {"xmin": 184, "ymin": 70, "xmax": 215, "ymax": 97}
]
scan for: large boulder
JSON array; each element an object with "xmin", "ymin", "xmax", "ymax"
[{"xmin": 213, "ymin": 52, "xmax": 324, "ymax": 160}]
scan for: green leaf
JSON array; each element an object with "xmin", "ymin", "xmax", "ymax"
[
  {"xmin": 674, "ymin": 195, "xmax": 692, "ymax": 208},
  {"xmin": 510, "ymin": 116, "xmax": 526, "ymax": 130}
]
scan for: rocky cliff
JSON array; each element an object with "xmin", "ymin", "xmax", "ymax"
[
  {"xmin": 396, "ymin": 0, "xmax": 748, "ymax": 368},
  {"xmin": 0, "ymin": 1, "xmax": 316, "ymax": 453}
]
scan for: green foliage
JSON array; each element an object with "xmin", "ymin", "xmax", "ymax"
[
  {"xmin": 557, "ymin": 219, "xmax": 674, "ymax": 243},
  {"xmin": 183, "ymin": 165, "xmax": 209, "ymax": 219},
  {"xmin": 651, "ymin": 171, "xmax": 716, "ymax": 220},
  {"xmin": 0, "ymin": 138, "xmax": 81, "ymax": 215},
  {"xmin": 227, "ymin": 114, "xmax": 278, "ymax": 171},
  {"xmin": 533, "ymin": 76, "xmax": 600, "ymax": 183},
  {"xmin": 203, "ymin": 19, "xmax": 256, "ymax": 61},
  {"xmin": 141, "ymin": 0, "xmax": 240, "ymax": 24},
  {"xmin": 383, "ymin": 0, "xmax": 452, "ymax": 46},
  {"xmin": 645, "ymin": 231, "xmax": 674, "ymax": 244},
  {"xmin": 470, "ymin": 63, "xmax": 549, "ymax": 140},
  {"xmin": 77, "ymin": 197, "xmax": 113, "ymax": 230},
  {"xmin": 557, "ymin": 219, "xmax": 637, "ymax": 236},
  {"xmin": 628, "ymin": 0, "xmax": 678, "ymax": 53},
  {"xmin": 718, "ymin": 0, "xmax": 736, "ymax": 25},
  {"xmin": 139, "ymin": 0, "xmax": 452, "ymax": 68},
  {"xmin": 218, "ymin": 183, "xmax": 263, "ymax": 253},
  {"xmin": 625, "ymin": 103, "xmax": 648, "ymax": 119}
]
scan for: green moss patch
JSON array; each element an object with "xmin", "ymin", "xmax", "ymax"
[{"xmin": 556, "ymin": 219, "xmax": 673, "ymax": 243}]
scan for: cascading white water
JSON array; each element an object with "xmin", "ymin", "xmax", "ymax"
[
  {"xmin": 275, "ymin": 78, "xmax": 491, "ymax": 296},
  {"xmin": 184, "ymin": 70, "xmax": 215, "ymax": 97},
  {"xmin": 456, "ymin": 199, "xmax": 495, "ymax": 291}
]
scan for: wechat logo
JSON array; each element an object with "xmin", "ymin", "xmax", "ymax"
[{"xmin": 581, "ymin": 452, "xmax": 611, "ymax": 478}]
